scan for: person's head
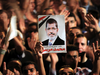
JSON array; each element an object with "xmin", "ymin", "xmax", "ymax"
[
  {"xmin": 67, "ymin": 27, "xmax": 82, "ymax": 44},
  {"xmin": 20, "ymin": 0, "xmax": 30, "ymax": 10},
  {"xmin": 22, "ymin": 61, "xmax": 38, "ymax": 75},
  {"xmin": 62, "ymin": 45, "xmax": 79, "ymax": 69},
  {"xmin": 91, "ymin": 0, "xmax": 100, "ymax": 7},
  {"xmin": 88, "ymin": 9, "xmax": 100, "ymax": 22},
  {"xmin": 43, "ymin": 8, "xmax": 55, "ymax": 15},
  {"xmin": 27, "ymin": 22, "xmax": 38, "ymax": 40},
  {"xmin": 59, "ymin": 65, "xmax": 74, "ymax": 75},
  {"xmin": 74, "ymin": 34, "xmax": 87, "ymax": 53},
  {"xmin": 66, "ymin": 13, "xmax": 77, "ymax": 31},
  {"xmin": 80, "ymin": 0, "xmax": 89, "ymax": 5},
  {"xmin": 0, "ymin": 10, "xmax": 10, "ymax": 31},
  {"xmin": 7, "ymin": 59, "xmax": 22, "ymax": 73},
  {"xmin": 45, "ymin": 18, "xmax": 58, "ymax": 41},
  {"xmin": 36, "ymin": 0, "xmax": 45, "ymax": 6},
  {"xmin": 66, "ymin": 0, "xmax": 79, "ymax": 11},
  {"xmin": 28, "ymin": 0, "xmax": 36, "ymax": 12},
  {"xmin": 50, "ymin": 0, "xmax": 62, "ymax": 9}
]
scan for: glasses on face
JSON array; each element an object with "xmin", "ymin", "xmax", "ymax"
[{"xmin": 23, "ymin": 68, "xmax": 34, "ymax": 74}]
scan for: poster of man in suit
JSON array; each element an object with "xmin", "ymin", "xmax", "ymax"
[{"xmin": 38, "ymin": 15, "xmax": 66, "ymax": 54}]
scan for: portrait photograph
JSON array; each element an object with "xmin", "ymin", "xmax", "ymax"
[{"xmin": 38, "ymin": 15, "xmax": 67, "ymax": 54}]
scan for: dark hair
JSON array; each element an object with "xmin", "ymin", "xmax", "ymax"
[
  {"xmin": 0, "ymin": 10, "xmax": 12, "ymax": 19},
  {"xmin": 67, "ymin": 44, "xmax": 79, "ymax": 53},
  {"xmin": 21, "ymin": 61, "xmax": 38, "ymax": 72},
  {"xmin": 70, "ymin": 27, "xmax": 82, "ymax": 33},
  {"xmin": 28, "ymin": 22, "xmax": 38, "ymax": 33},
  {"xmin": 68, "ymin": 12, "xmax": 76, "ymax": 21},
  {"xmin": 76, "ymin": 34, "xmax": 88, "ymax": 45},
  {"xmin": 88, "ymin": 9, "xmax": 100, "ymax": 21},
  {"xmin": 62, "ymin": 44, "xmax": 79, "ymax": 57},
  {"xmin": 46, "ymin": 18, "xmax": 58, "ymax": 28}
]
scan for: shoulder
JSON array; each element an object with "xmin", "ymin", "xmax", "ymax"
[
  {"xmin": 54, "ymin": 36, "xmax": 65, "ymax": 45},
  {"xmin": 57, "ymin": 36, "xmax": 64, "ymax": 42},
  {"xmin": 42, "ymin": 39, "xmax": 49, "ymax": 45}
]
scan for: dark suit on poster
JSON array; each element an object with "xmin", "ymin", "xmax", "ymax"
[{"xmin": 42, "ymin": 36, "xmax": 64, "ymax": 45}]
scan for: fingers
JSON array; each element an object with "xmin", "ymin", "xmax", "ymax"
[
  {"xmin": 3, "ymin": 62, "xmax": 15, "ymax": 75},
  {"xmin": 3, "ymin": 62, "xmax": 7, "ymax": 74},
  {"xmin": 87, "ymin": 14, "xmax": 95, "ymax": 25},
  {"xmin": 35, "ymin": 42, "xmax": 44, "ymax": 53},
  {"xmin": 7, "ymin": 69, "xmax": 14, "ymax": 75},
  {"xmin": 78, "ymin": 7, "xmax": 86, "ymax": 17},
  {"xmin": 84, "ymin": 22, "xmax": 89, "ymax": 27},
  {"xmin": 14, "ymin": 68, "xmax": 20, "ymax": 75},
  {"xmin": 59, "ymin": 7, "xmax": 66, "ymax": 15},
  {"xmin": 84, "ymin": 15, "xmax": 90, "ymax": 25},
  {"xmin": 92, "ymin": 43, "xmax": 96, "ymax": 53},
  {"xmin": 96, "ymin": 41, "xmax": 98, "ymax": 50}
]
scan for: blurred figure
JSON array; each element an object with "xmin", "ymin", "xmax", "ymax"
[
  {"xmin": 25, "ymin": 0, "xmax": 37, "ymax": 24},
  {"xmin": 43, "ymin": 8, "xmax": 55, "ymax": 15},
  {"xmin": 67, "ymin": 27, "xmax": 82, "ymax": 44},
  {"xmin": 66, "ymin": 13, "xmax": 77, "ymax": 33},
  {"xmin": 28, "ymin": 0, "xmax": 36, "ymax": 13},
  {"xmin": 66, "ymin": 0, "xmax": 85, "ymax": 29},
  {"xmin": 91, "ymin": 0, "xmax": 100, "ymax": 13},
  {"xmin": 50, "ymin": 0, "xmax": 62, "ymax": 14},
  {"xmin": 80, "ymin": 0, "xmax": 94, "ymax": 13},
  {"xmin": 0, "ymin": 10, "xmax": 11, "ymax": 32}
]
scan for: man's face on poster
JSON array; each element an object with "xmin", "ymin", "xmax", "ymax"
[{"xmin": 46, "ymin": 23, "xmax": 58, "ymax": 41}]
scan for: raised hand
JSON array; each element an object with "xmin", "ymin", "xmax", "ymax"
[
  {"xmin": 27, "ymin": 37, "xmax": 37, "ymax": 51},
  {"xmin": 59, "ymin": 7, "xmax": 70, "ymax": 23},
  {"xmin": 35, "ymin": 42, "xmax": 44, "ymax": 58},
  {"xmin": 78, "ymin": 7, "xmax": 86, "ymax": 17},
  {"xmin": 50, "ymin": 53, "xmax": 58, "ymax": 70},
  {"xmin": 92, "ymin": 41, "xmax": 100, "ymax": 74},
  {"xmin": 3, "ymin": 62, "xmax": 16, "ymax": 75},
  {"xmin": 84, "ymin": 14, "xmax": 100, "ymax": 32},
  {"xmin": 92, "ymin": 41, "xmax": 100, "ymax": 61}
]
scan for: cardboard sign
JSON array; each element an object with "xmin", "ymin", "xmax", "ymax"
[{"xmin": 38, "ymin": 15, "xmax": 67, "ymax": 54}]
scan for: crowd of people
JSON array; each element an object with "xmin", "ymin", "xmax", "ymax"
[{"xmin": 0, "ymin": 0, "xmax": 100, "ymax": 75}]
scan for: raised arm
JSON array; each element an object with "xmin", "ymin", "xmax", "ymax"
[
  {"xmin": 92, "ymin": 41, "xmax": 100, "ymax": 75},
  {"xmin": 37, "ymin": 0, "xmax": 50, "ymax": 15},
  {"xmin": 0, "ymin": 35, "xmax": 9, "ymax": 67},
  {"xmin": 59, "ymin": 7, "xmax": 70, "ymax": 23},
  {"xmin": 0, "ymin": 44, "xmax": 7, "ymax": 67},
  {"xmin": 49, "ymin": 53, "xmax": 58, "ymax": 75},
  {"xmin": 8, "ymin": 0, "xmax": 27, "ymax": 34},
  {"xmin": 35, "ymin": 42, "xmax": 46, "ymax": 75}
]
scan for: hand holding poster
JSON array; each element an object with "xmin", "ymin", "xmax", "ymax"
[{"xmin": 38, "ymin": 15, "xmax": 67, "ymax": 54}]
